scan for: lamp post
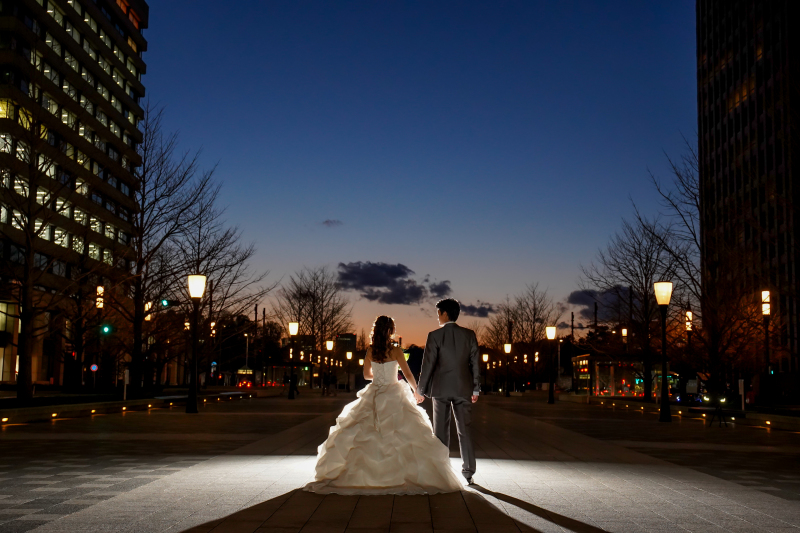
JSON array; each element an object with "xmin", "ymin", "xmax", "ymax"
[
  {"xmin": 482, "ymin": 354, "xmax": 489, "ymax": 391},
  {"xmin": 346, "ymin": 351, "xmax": 352, "ymax": 392},
  {"xmin": 546, "ymin": 326, "xmax": 556, "ymax": 404},
  {"xmin": 654, "ymin": 281, "xmax": 673, "ymax": 423},
  {"xmin": 762, "ymin": 290, "xmax": 770, "ymax": 372},
  {"xmin": 685, "ymin": 307, "xmax": 693, "ymax": 351},
  {"xmin": 186, "ymin": 274, "xmax": 206, "ymax": 414},
  {"xmin": 288, "ymin": 322, "xmax": 299, "ymax": 400},
  {"xmin": 325, "ymin": 340, "xmax": 333, "ymax": 396},
  {"xmin": 503, "ymin": 343, "xmax": 511, "ymax": 397}
]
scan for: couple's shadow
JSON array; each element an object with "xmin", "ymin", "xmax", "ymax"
[{"xmin": 179, "ymin": 485, "xmax": 607, "ymax": 533}]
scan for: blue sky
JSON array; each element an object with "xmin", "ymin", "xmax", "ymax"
[{"xmin": 143, "ymin": 0, "xmax": 697, "ymax": 344}]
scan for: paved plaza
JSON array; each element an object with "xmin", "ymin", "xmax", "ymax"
[{"xmin": 0, "ymin": 393, "xmax": 798, "ymax": 533}]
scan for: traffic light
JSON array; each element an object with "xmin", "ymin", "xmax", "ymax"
[
  {"xmin": 100, "ymin": 324, "xmax": 112, "ymax": 335},
  {"xmin": 161, "ymin": 299, "xmax": 180, "ymax": 308}
]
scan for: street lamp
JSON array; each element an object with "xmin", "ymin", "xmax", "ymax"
[
  {"xmin": 685, "ymin": 307, "xmax": 693, "ymax": 351},
  {"xmin": 186, "ymin": 274, "xmax": 206, "ymax": 414},
  {"xmin": 482, "ymin": 354, "xmax": 489, "ymax": 390},
  {"xmin": 288, "ymin": 322, "xmax": 299, "ymax": 400},
  {"xmin": 345, "ymin": 351, "xmax": 353, "ymax": 392},
  {"xmin": 546, "ymin": 326, "xmax": 556, "ymax": 404},
  {"xmin": 654, "ymin": 281, "xmax": 673, "ymax": 422},
  {"xmin": 503, "ymin": 343, "xmax": 511, "ymax": 397},
  {"xmin": 762, "ymin": 290, "xmax": 770, "ymax": 373},
  {"xmin": 325, "ymin": 340, "xmax": 334, "ymax": 395}
]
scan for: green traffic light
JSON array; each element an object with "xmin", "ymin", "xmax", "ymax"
[
  {"xmin": 102, "ymin": 325, "xmax": 111, "ymax": 334},
  {"xmin": 161, "ymin": 299, "xmax": 169, "ymax": 307}
]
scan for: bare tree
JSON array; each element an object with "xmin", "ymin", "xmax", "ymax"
[
  {"xmin": 515, "ymin": 283, "xmax": 561, "ymax": 344},
  {"xmin": 111, "ymin": 103, "xmax": 213, "ymax": 395},
  {"xmin": 642, "ymin": 144, "xmax": 764, "ymax": 389},
  {"xmin": 272, "ymin": 266, "xmax": 353, "ymax": 351},
  {"xmin": 580, "ymin": 216, "xmax": 677, "ymax": 401}
]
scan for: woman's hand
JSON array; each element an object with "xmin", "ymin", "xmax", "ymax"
[{"xmin": 414, "ymin": 392, "xmax": 425, "ymax": 404}]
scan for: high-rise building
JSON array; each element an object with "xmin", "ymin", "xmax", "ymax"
[
  {"xmin": 0, "ymin": 0, "xmax": 148, "ymax": 386},
  {"xmin": 697, "ymin": 0, "xmax": 799, "ymax": 373}
]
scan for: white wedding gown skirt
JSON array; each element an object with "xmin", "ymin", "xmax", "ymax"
[{"xmin": 304, "ymin": 361, "xmax": 464, "ymax": 495}]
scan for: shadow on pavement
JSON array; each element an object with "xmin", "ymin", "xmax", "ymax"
[
  {"xmin": 473, "ymin": 485, "xmax": 607, "ymax": 533},
  {"xmin": 178, "ymin": 486, "xmax": 606, "ymax": 533}
]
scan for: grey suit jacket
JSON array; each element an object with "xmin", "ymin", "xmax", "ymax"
[{"xmin": 417, "ymin": 323, "xmax": 481, "ymax": 399}]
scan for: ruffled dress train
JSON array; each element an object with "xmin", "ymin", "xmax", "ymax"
[{"xmin": 303, "ymin": 361, "xmax": 463, "ymax": 495}]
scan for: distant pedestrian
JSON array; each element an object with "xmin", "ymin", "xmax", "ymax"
[
  {"xmin": 322, "ymin": 371, "xmax": 330, "ymax": 396},
  {"xmin": 290, "ymin": 373, "xmax": 300, "ymax": 397}
]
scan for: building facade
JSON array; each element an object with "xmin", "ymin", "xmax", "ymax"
[
  {"xmin": 0, "ymin": 0, "xmax": 148, "ymax": 386},
  {"xmin": 697, "ymin": 0, "xmax": 799, "ymax": 373}
]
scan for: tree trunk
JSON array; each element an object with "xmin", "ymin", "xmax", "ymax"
[
  {"xmin": 130, "ymin": 276, "xmax": 144, "ymax": 398},
  {"xmin": 16, "ymin": 280, "xmax": 35, "ymax": 402},
  {"xmin": 642, "ymin": 345, "xmax": 653, "ymax": 402}
]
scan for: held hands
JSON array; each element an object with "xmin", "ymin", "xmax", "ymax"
[
  {"xmin": 414, "ymin": 392, "xmax": 425, "ymax": 404},
  {"xmin": 471, "ymin": 394, "xmax": 479, "ymax": 404}
]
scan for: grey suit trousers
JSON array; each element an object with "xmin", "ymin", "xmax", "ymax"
[{"xmin": 432, "ymin": 397, "xmax": 475, "ymax": 480}]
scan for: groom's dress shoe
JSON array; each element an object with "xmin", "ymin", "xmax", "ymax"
[{"xmin": 466, "ymin": 477, "xmax": 474, "ymax": 485}]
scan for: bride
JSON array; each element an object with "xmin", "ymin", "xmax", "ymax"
[{"xmin": 304, "ymin": 315, "xmax": 463, "ymax": 495}]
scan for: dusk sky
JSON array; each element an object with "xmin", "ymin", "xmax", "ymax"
[{"xmin": 144, "ymin": 1, "xmax": 697, "ymax": 345}]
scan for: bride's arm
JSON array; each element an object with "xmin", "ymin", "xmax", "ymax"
[
  {"xmin": 395, "ymin": 348, "xmax": 418, "ymax": 392},
  {"xmin": 363, "ymin": 349, "xmax": 373, "ymax": 380}
]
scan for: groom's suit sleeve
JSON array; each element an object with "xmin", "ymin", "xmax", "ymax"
[
  {"xmin": 470, "ymin": 330, "xmax": 481, "ymax": 395},
  {"xmin": 417, "ymin": 332, "xmax": 438, "ymax": 398}
]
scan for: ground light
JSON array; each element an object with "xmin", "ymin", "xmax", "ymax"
[{"xmin": 2, "ymin": 417, "xmax": 8, "ymax": 422}]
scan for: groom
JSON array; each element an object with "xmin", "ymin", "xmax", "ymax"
[{"xmin": 416, "ymin": 298, "xmax": 480, "ymax": 485}]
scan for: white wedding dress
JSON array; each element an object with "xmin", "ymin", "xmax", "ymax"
[{"xmin": 303, "ymin": 359, "xmax": 464, "ymax": 495}]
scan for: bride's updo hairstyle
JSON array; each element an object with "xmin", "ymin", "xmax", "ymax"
[{"xmin": 370, "ymin": 315, "xmax": 396, "ymax": 363}]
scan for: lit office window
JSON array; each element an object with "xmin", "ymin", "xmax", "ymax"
[
  {"xmin": 62, "ymin": 79, "xmax": 77, "ymax": 101},
  {"xmin": 84, "ymin": 14, "xmax": 98, "ymax": 33},
  {"xmin": 96, "ymin": 110, "xmax": 108, "ymax": 127},
  {"xmin": 42, "ymin": 93, "xmax": 58, "ymax": 115},
  {"xmin": 61, "ymin": 109, "xmax": 77, "ymax": 128},
  {"xmin": 13, "ymin": 177, "xmax": 28, "ymax": 197},
  {"xmin": 65, "ymin": 51, "xmax": 79, "ymax": 72},
  {"xmin": 98, "ymin": 84, "xmax": 110, "ymax": 101},
  {"xmin": 90, "ymin": 216, "xmax": 103, "ymax": 234},
  {"xmin": 105, "ymin": 223, "xmax": 116, "ymax": 240},
  {"xmin": 98, "ymin": 56, "xmax": 111, "ymax": 75},
  {"xmin": 81, "ymin": 67, "xmax": 95, "ymax": 87},
  {"xmin": 72, "ymin": 236, "xmax": 84, "ymax": 254},
  {"xmin": 47, "ymin": 3, "xmax": 64, "ymax": 25},
  {"xmin": 110, "ymin": 122, "xmax": 121, "ymax": 137},
  {"xmin": 102, "ymin": 249, "xmax": 112, "ymax": 265},
  {"xmin": 0, "ymin": 134, "xmax": 11, "ymax": 154},
  {"xmin": 83, "ymin": 40, "xmax": 97, "ymax": 61},
  {"xmin": 88, "ymin": 243, "xmax": 100, "ymax": 260},
  {"xmin": 55, "ymin": 197, "xmax": 71, "ymax": 216},
  {"xmin": 65, "ymin": 21, "xmax": 80, "ymax": 43},
  {"xmin": 54, "ymin": 227, "xmax": 69, "ymax": 247},
  {"xmin": 73, "ymin": 207, "xmax": 87, "ymax": 225},
  {"xmin": 45, "ymin": 33, "xmax": 61, "ymax": 55}
]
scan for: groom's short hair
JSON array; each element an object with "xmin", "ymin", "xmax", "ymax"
[{"xmin": 436, "ymin": 299, "xmax": 460, "ymax": 321}]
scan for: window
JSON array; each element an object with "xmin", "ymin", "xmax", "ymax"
[
  {"xmin": 45, "ymin": 33, "xmax": 62, "ymax": 56},
  {"xmin": 108, "ymin": 147, "xmax": 119, "ymax": 162},
  {"xmin": 88, "ymin": 242, "xmax": 100, "ymax": 260},
  {"xmin": 72, "ymin": 236, "xmax": 84, "ymax": 253},
  {"xmin": 81, "ymin": 67, "xmax": 94, "ymax": 86},
  {"xmin": 96, "ymin": 109, "xmax": 108, "ymax": 127},
  {"xmin": 65, "ymin": 51, "xmax": 79, "ymax": 72},
  {"xmin": 78, "ymin": 124, "xmax": 92, "ymax": 142},
  {"xmin": 35, "ymin": 221, "xmax": 51, "ymax": 241},
  {"xmin": 76, "ymin": 152, "xmax": 90, "ymax": 170},
  {"xmin": 119, "ymin": 182, "xmax": 130, "ymax": 196},
  {"xmin": 15, "ymin": 141, "xmax": 29, "ymax": 162},
  {"xmin": 65, "ymin": 21, "xmax": 80, "ymax": 43},
  {"xmin": 52, "ymin": 260, "xmax": 67, "ymax": 277},
  {"xmin": 55, "ymin": 197, "xmax": 71, "ymax": 216},
  {"xmin": 91, "ymin": 192, "xmax": 103, "ymax": 205},
  {"xmin": 42, "ymin": 92, "xmax": 58, "ymax": 115},
  {"xmin": 67, "ymin": 0, "xmax": 82, "ymax": 14},
  {"xmin": 99, "ymin": 29, "xmax": 112, "ymax": 49},
  {"xmin": 126, "ymin": 59, "xmax": 136, "ymax": 77},
  {"xmin": 108, "ymin": 176, "xmax": 118, "ymax": 188},
  {"xmin": 35, "ymin": 187, "xmax": 51, "ymax": 206},
  {"xmin": 83, "ymin": 40, "xmax": 97, "ymax": 61},
  {"xmin": 127, "ymin": 37, "xmax": 137, "ymax": 52},
  {"xmin": 110, "ymin": 95, "xmax": 122, "ymax": 113},
  {"xmin": 110, "ymin": 122, "xmax": 121, "ymax": 137},
  {"xmin": 98, "ymin": 84, "xmax": 110, "ymax": 100},
  {"xmin": 13, "ymin": 177, "xmax": 29, "ymax": 197},
  {"xmin": 118, "ymin": 206, "xmax": 129, "ymax": 221},
  {"xmin": 118, "ymin": 231, "xmax": 128, "ymax": 245},
  {"xmin": 43, "ymin": 62, "xmax": 59, "ymax": 84},
  {"xmin": 114, "ymin": 46, "xmax": 124, "ymax": 64},
  {"xmin": 62, "ymin": 79, "xmax": 77, "ymax": 100},
  {"xmin": 61, "ymin": 109, "xmax": 77, "ymax": 128},
  {"xmin": 112, "ymin": 69, "xmax": 124, "ymax": 87},
  {"xmin": 104, "ymin": 223, "xmax": 115, "ymax": 240},
  {"xmin": 73, "ymin": 207, "xmax": 87, "ymax": 225},
  {"xmin": 90, "ymin": 216, "xmax": 103, "ymax": 233},
  {"xmin": 54, "ymin": 227, "xmax": 69, "ymax": 248},
  {"xmin": 98, "ymin": 56, "xmax": 111, "ymax": 75},
  {"xmin": 47, "ymin": 3, "xmax": 65, "ymax": 26},
  {"xmin": 75, "ymin": 179, "xmax": 89, "ymax": 196},
  {"xmin": 11, "ymin": 210, "xmax": 24, "ymax": 230},
  {"xmin": 84, "ymin": 14, "xmax": 98, "ymax": 33},
  {"xmin": 79, "ymin": 95, "xmax": 94, "ymax": 115},
  {"xmin": 0, "ymin": 133, "xmax": 11, "ymax": 154},
  {"xmin": 102, "ymin": 249, "xmax": 112, "ymax": 265}
]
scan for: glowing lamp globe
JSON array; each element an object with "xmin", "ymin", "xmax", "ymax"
[
  {"xmin": 503, "ymin": 344, "xmax": 511, "ymax": 354},
  {"xmin": 188, "ymin": 275, "xmax": 206, "ymax": 299},
  {"xmin": 762, "ymin": 290, "xmax": 770, "ymax": 315},
  {"xmin": 288, "ymin": 322, "xmax": 299, "ymax": 336},
  {"xmin": 482, "ymin": 354, "xmax": 489, "ymax": 363},
  {"xmin": 326, "ymin": 340, "xmax": 334, "ymax": 351},
  {"xmin": 653, "ymin": 281, "xmax": 673, "ymax": 306},
  {"xmin": 546, "ymin": 326, "xmax": 556, "ymax": 340},
  {"xmin": 346, "ymin": 351, "xmax": 353, "ymax": 360}
]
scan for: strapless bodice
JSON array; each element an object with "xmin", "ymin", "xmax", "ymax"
[{"xmin": 371, "ymin": 360, "xmax": 399, "ymax": 388}]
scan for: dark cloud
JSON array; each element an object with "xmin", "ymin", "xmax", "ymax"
[
  {"xmin": 321, "ymin": 219, "xmax": 343, "ymax": 228},
  {"xmin": 338, "ymin": 262, "xmax": 415, "ymax": 290},
  {"xmin": 363, "ymin": 280, "xmax": 428, "ymax": 305},
  {"xmin": 567, "ymin": 287, "xmax": 630, "ymax": 322},
  {"xmin": 428, "ymin": 280, "xmax": 452, "ymax": 298},
  {"xmin": 461, "ymin": 302, "xmax": 495, "ymax": 318},
  {"xmin": 338, "ymin": 261, "xmax": 427, "ymax": 305}
]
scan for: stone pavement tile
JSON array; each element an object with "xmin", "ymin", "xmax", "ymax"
[
  {"xmin": 592, "ymin": 521, "xmax": 649, "ymax": 533},
  {"xmin": 461, "ymin": 492, "xmax": 518, "ymax": 533},
  {"xmin": 261, "ymin": 490, "xmax": 325, "ymax": 529},
  {"xmin": 346, "ymin": 495, "xmax": 392, "ymax": 529},
  {"xmin": 207, "ymin": 520, "xmax": 265, "ymax": 533},
  {"xmin": 300, "ymin": 495, "xmax": 359, "ymax": 533},
  {"xmin": 430, "ymin": 493, "xmax": 474, "ymax": 530}
]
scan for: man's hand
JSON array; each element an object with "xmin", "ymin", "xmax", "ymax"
[
  {"xmin": 414, "ymin": 392, "xmax": 425, "ymax": 404},
  {"xmin": 471, "ymin": 394, "xmax": 479, "ymax": 404}
]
